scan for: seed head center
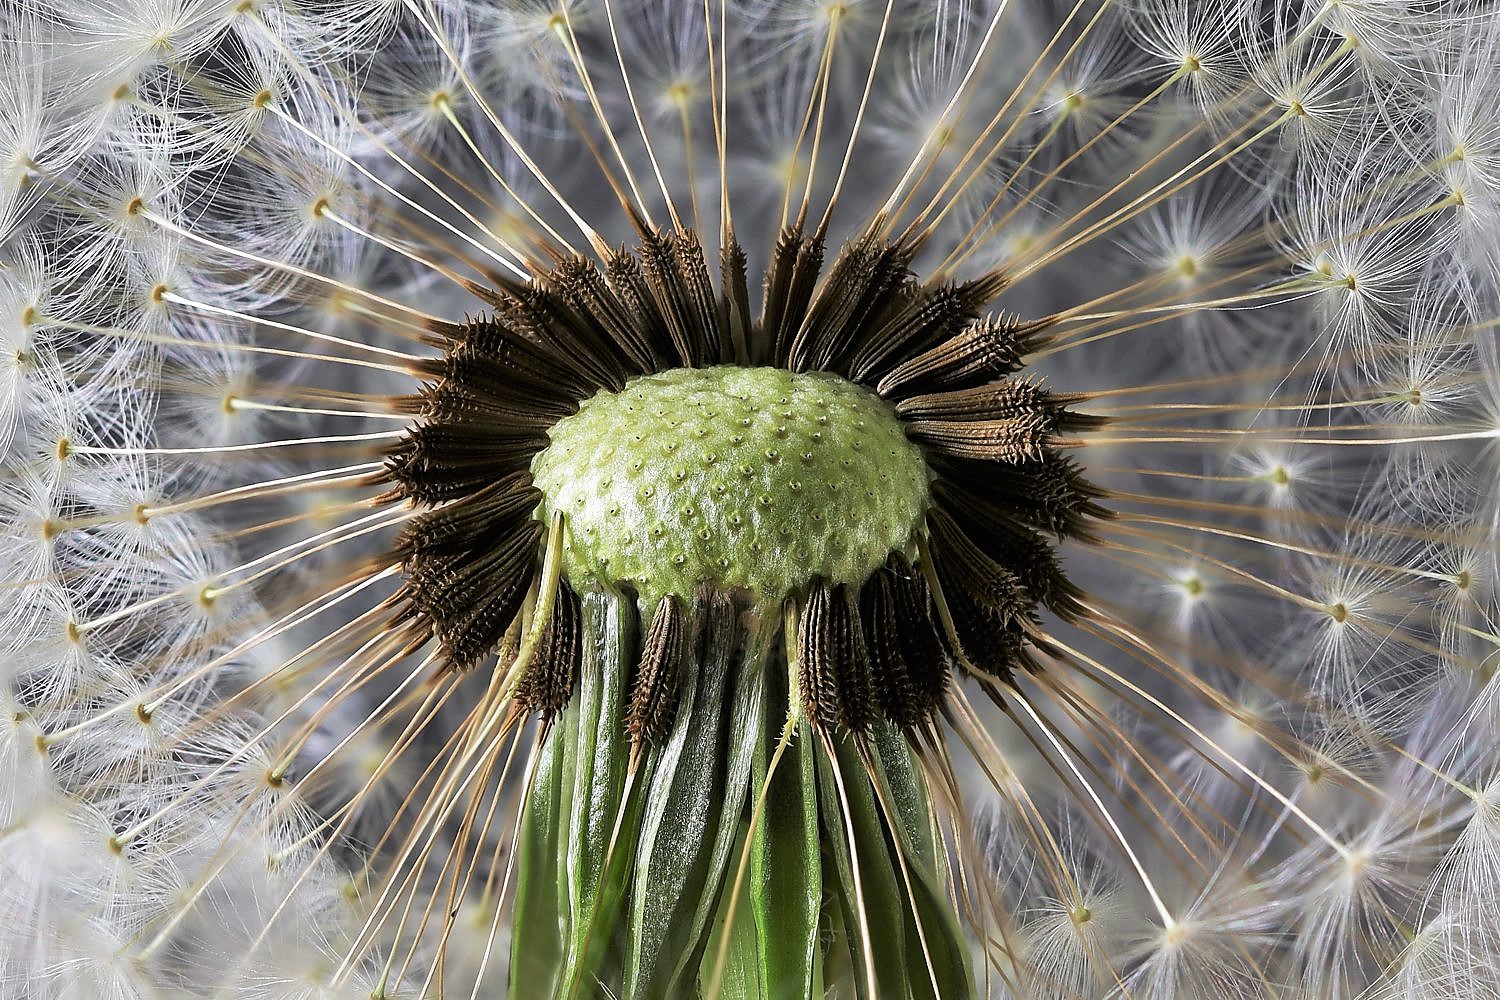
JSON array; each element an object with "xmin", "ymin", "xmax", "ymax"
[{"xmin": 530, "ymin": 366, "xmax": 930, "ymax": 603}]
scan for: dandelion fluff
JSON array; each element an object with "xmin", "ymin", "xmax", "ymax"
[{"xmin": 1, "ymin": 1, "xmax": 1497, "ymax": 998}]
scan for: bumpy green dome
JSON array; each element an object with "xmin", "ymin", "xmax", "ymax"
[{"xmin": 531, "ymin": 366, "xmax": 930, "ymax": 603}]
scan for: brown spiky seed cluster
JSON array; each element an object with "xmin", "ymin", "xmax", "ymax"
[{"xmin": 380, "ymin": 226, "xmax": 1108, "ymax": 744}]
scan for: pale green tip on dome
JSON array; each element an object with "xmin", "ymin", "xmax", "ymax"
[{"xmin": 531, "ymin": 366, "xmax": 930, "ymax": 604}]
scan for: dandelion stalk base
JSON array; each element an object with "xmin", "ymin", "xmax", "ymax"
[{"xmin": 510, "ymin": 591, "xmax": 973, "ymax": 1000}]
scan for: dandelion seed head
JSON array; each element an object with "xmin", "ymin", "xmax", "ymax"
[{"xmin": 3, "ymin": 0, "xmax": 1499, "ymax": 995}]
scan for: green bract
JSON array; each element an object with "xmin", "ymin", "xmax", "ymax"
[{"xmin": 531, "ymin": 366, "xmax": 931, "ymax": 602}]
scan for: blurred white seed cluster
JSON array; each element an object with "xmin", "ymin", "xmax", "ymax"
[{"xmin": 0, "ymin": 0, "xmax": 1498, "ymax": 998}]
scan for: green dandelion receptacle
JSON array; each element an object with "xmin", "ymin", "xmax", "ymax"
[{"xmin": 530, "ymin": 366, "xmax": 931, "ymax": 604}]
